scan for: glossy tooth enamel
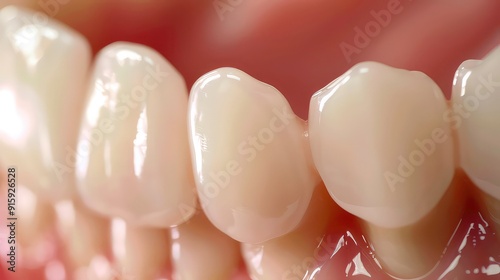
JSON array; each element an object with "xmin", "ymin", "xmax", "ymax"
[
  {"xmin": 361, "ymin": 171, "xmax": 465, "ymax": 278},
  {"xmin": 55, "ymin": 200, "xmax": 110, "ymax": 274},
  {"xmin": 112, "ymin": 221, "xmax": 170, "ymax": 280},
  {"xmin": 309, "ymin": 61, "xmax": 460, "ymax": 278},
  {"xmin": 0, "ymin": 6, "xmax": 91, "ymax": 200},
  {"xmin": 452, "ymin": 46, "xmax": 500, "ymax": 201},
  {"xmin": 452, "ymin": 46, "xmax": 500, "ymax": 238},
  {"xmin": 309, "ymin": 61, "xmax": 455, "ymax": 228},
  {"xmin": 188, "ymin": 67, "xmax": 319, "ymax": 243},
  {"xmin": 75, "ymin": 42, "xmax": 197, "ymax": 227},
  {"xmin": 1, "ymin": 4, "xmax": 497, "ymax": 276},
  {"xmin": 242, "ymin": 186, "xmax": 338, "ymax": 280},
  {"xmin": 170, "ymin": 211, "xmax": 241, "ymax": 280}
]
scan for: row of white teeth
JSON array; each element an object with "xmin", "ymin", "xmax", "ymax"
[{"xmin": 0, "ymin": 6, "xmax": 499, "ymax": 280}]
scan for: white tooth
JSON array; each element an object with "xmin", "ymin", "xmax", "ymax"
[
  {"xmin": 55, "ymin": 200, "xmax": 110, "ymax": 271},
  {"xmin": 452, "ymin": 45, "xmax": 500, "ymax": 200},
  {"xmin": 309, "ymin": 61, "xmax": 459, "ymax": 278},
  {"xmin": 111, "ymin": 220, "xmax": 170, "ymax": 280},
  {"xmin": 75, "ymin": 42, "xmax": 197, "ymax": 227},
  {"xmin": 188, "ymin": 67, "xmax": 319, "ymax": 243},
  {"xmin": 241, "ymin": 186, "xmax": 338, "ymax": 280},
  {"xmin": 309, "ymin": 61, "xmax": 455, "ymax": 228},
  {"xmin": 0, "ymin": 6, "xmax": 91, "ymax": 200},
  {"xmin": 170, "ymin": 211, "xmax": 241, "ymax": 280}
]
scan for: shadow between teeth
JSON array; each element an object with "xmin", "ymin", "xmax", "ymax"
[
  {"xmin": 308, "ymin": 61, "xmax": 461, "ymax": 278},
  {"xmin": 188, "ymin": 67, "xmax": 320, "ymax": 244}
]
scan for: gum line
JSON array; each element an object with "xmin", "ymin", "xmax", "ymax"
[
  {"xmin": 309, "ymin": 199, "xmax": 500, "ymax": 279},
  {"xmin": 0, "ymin": 188, "xmax": 498, "ymax": 279}
]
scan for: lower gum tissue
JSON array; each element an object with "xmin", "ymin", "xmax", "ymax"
[
  {"xmin": 277, "ymin": 199, "xmax": 500, "ymax": 280},
  {"xmin": 0, "ymin": 175, "xmax": 500, "ymax": 279}
]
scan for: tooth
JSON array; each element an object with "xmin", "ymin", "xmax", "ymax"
[
  {"xmin": 451, "ymin": 46, "xmax": 500, "ymax": 232},
  {"xmin": 241, "ymin": 186, "xmax": 338, "ymax": 280},
  {"xmin": 0, "ymin": 6, "xmax": 91, "ymax": 200},
  {"xmin": 74, "ymin": 255, "xmax": 116, "ymax": 280},
  {"xmin": 170, "ymin": 211, "xmax": 241, "ymax": 280},
  {"xmin": 362, "ymin": 171, "xmax": 465, "ymax": 278},
  {"xmin": 14, "ymin": 186, "xmax": 57, "ymax": 267},
  {"xmin": 111, "ymin": 220, "xmax": 170, "ymax": 280},
  {"xmin": 1, "ymin": 183, "xmax": 58, "ymax": 277},
  {"xmin": 188, "ymin": 67, "xmax": 319, "ymax": 243},
  {"xmin": 309, "ymin": 61, "xmax": 455, "ymax": 227},
  {"xmin": 17, "ymin": 186, "xmax": 55, "ymax": 248},
  {"xmin": 76, "ymin": 42, "xmax": 197, "ymax": 227},
  {"xmin": 309, "ymin": 62, "xmax": 457, "ymax": 277},
  {"xmin": 55, "ymin": 200, "xmax": 110, "ymax": 274}
]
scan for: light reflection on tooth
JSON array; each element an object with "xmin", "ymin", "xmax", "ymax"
[
  {"xmin": 452, "ymin": 45, "xmax": 500, "ymax": 201},
  {"xmin": 0, "ymin": 88, "xmax": 31, "ymax": 145},
  {"xmin": 309, "ymin": 61, "xmax": 454, "ymax": 228},
  {"xmin": 76, "ymin": 42, "xmax": 197, "ymax": 228},
  {"xmin": 452, "ymin": 45, "xmax": 500, "ymax": 240},
  {"xmin": 0, "ymin": 6, "xmax": 91, "ymax": 200},
  {"xmin": 188, "ymin": 67, "xmax": 319, "ymax": 243},
  {"xmin": 309, "ymin": 61, "xmax": 459, "ymax": 278},
  {"xmin": 479, "ymin": 188, "xmax": 500, "ymax": 241}
]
